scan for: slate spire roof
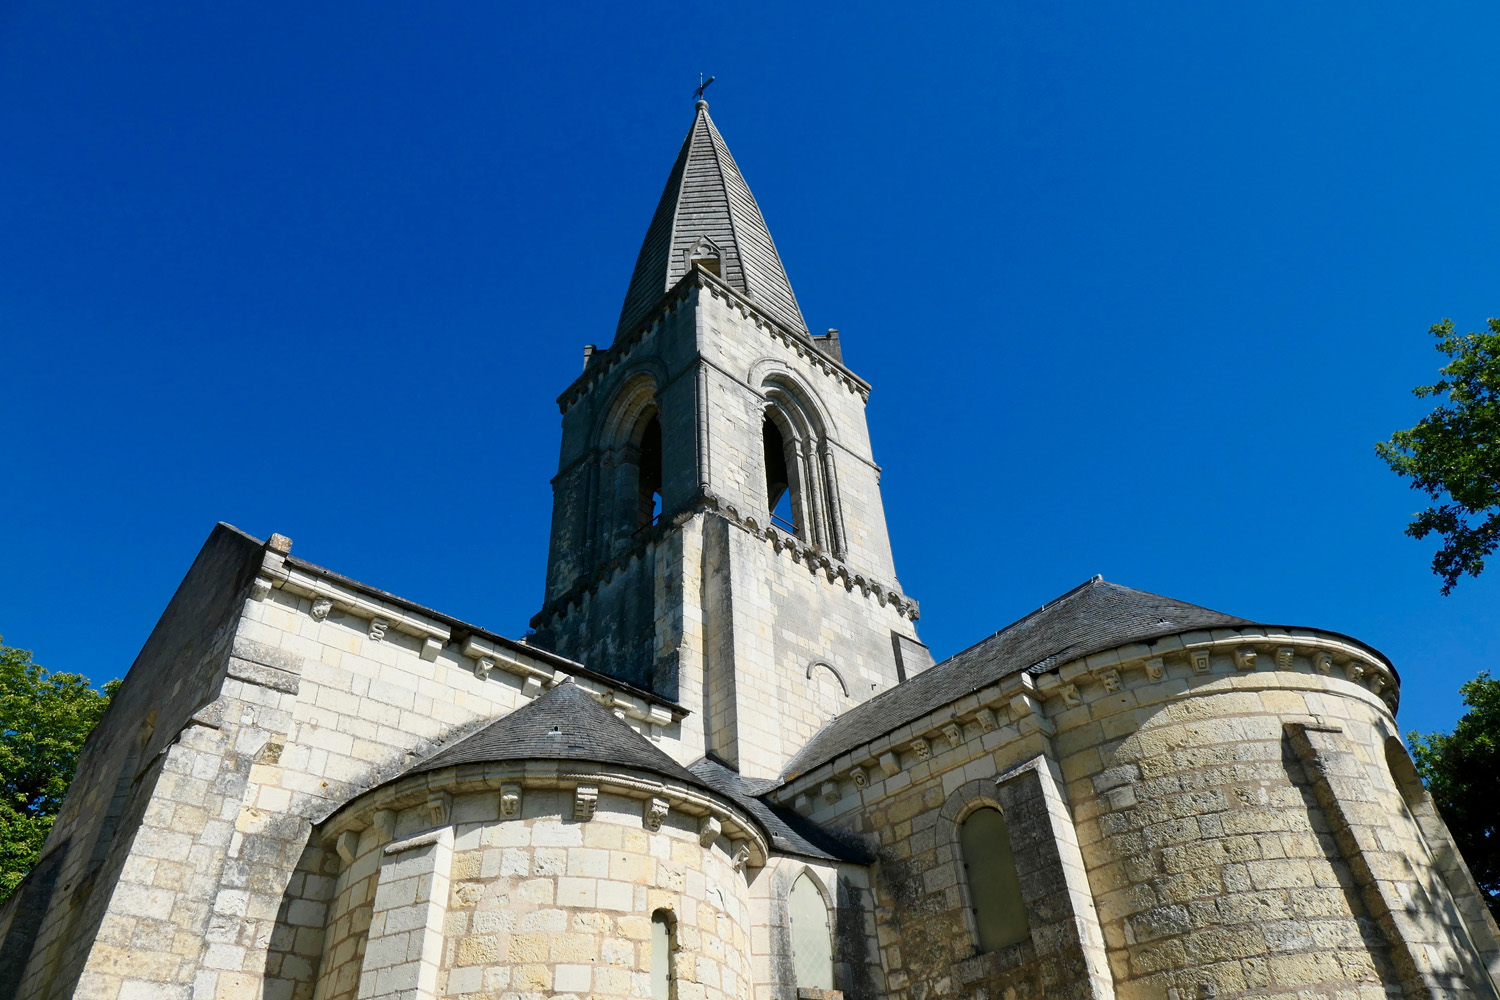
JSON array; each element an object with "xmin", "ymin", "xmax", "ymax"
[{"xmin": 616, "ymin": 101, "xmax": 809, "ymax": 338}]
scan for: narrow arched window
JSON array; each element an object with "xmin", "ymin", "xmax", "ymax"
[
  {"xmin": 788, "ymin": 873, "xmax": 833, "ymax": 991},
  {"xmin": 763, "ymin": 417, "xmax": 796, "ymax": 534},
  {"xmin": 650, "ymin": 909, "xmax": 675, "ymax": 1000},
  {"xmin": 638, "ymin": 413, "xmax": 663, "ymax": 528},
  {"xmin": 959, "ymin": 807, "xmax": 1029, "ymax": 952}
]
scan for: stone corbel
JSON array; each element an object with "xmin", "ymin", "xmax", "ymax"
[
  {"xmin": 474, "ymin": 658, "xmax": 494, "ymax": 681},
  {"xmin": 1275, "ymin": 646, "xmax": 1295, "ymax": 670},
  {"xmin": 372, "ymin": 809, "xmax": 395, "ymax": 841},
  {"xmin": 941, "ymin": 722, "xmax": 963, "ymax": 748},
  {"xmin": 421, "ymin": 637, "xmax": 443, "ymax": 662},
  {"xmin": 1061, "ymin": 684, "xmax": 1081, "ymax": 708},
  {"xmin": 573, "ymin": 784, "xmax": 599, "ymax": 822},
  {"xmin": 1191, "ymin": 649, "xmax": 1213, "ymax": 674},
  {"xmin": 310, "ymin": 597, "xmax": 333, "ymax": 622},
  {"xmin": 1009, "ymin": 686, "xmax": 1056, "ymax": 736},
  {"xmin": 849, "ymin": 767, "xmax": 869, "ymax": 789},
  {"xmin": 1313, "ymin": 651, "xmax": 1333, "ymax": 674},
  {"xmin": 1095, "ymin": 668, "xmax": 1121, "ymax": 694},
  {"xmin": 699, "ymin": 814, "xmax": 722, "ymax": 847},
  {"xmin": 1235, "ymin": 647, "xmax": 1257, "ymax": 671},
  {"xmin": 731, "ymin": 841, "xmax": 752, "ymax": 873},
  {"xmin": 644, "ymin": 797, "xmax": 670, "ymax": 831},
  {"xmin": 820, "ymin": 780, "xmax": 841, "ymax": 805},
  {"xmin": 425, "ymin": 792, "xmax": 451, "ymax": 827},
  {"xmin": 335, "ymin": 831, "xmax": 360, "ymax": 865},
  {"xmin": 878, "ymin": 752, "xmax": 900, "ymax": 777},
  {"xmin": 973, "ymin": 707, "xmax": 998, "ymax": 732},
  {"xmin": 251, "ymin": 576, "xmax": 274, "ymax": 602},
  {"xmin": 369, "ymin": 618, "xmax": 388, "ymax": 642},
  {"xmin": 1145, "ymin": 656, "xmax": 1165, "ymax": 681},
  {"xmin": 909, "ymin": 738, "xmax": 931, "ymax": 762},
  {"xmin": 500, "ymin": 784, "xmax": 522, "ymax": 819}
]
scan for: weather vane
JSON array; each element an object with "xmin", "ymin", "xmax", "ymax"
[{"xmin": 695, "ymin": 73, "xmax": 715, "ymax": 101}]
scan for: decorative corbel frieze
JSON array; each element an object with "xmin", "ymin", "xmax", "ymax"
[
  {"xmin": 474, "ymin": 658, "xmax": 494, "ymax": 681},
  {"xmin": 335, "ymin": 830, "xmax": 360, "ymax": 865},
  {"xmin": 1097, "ymin": 668, "xmax": 1121, "ymax": 694},
  {"xmin": 1346, "ymin": 662, "xmax": 1365, "ymax": 683},
  {"xmin": 1061, "ymin": 684, "xmax": 1082, "ymax": 708},
  {"xmin": 731, "ymin": 841, "xmax": 752, "ymax": 873},
  {"xmin": 941, "ymin": 722, "xmax": 963, "ymax": 748},
  {"xmin": 973, "ymin": 707, "xmax": 998, "ymax": 732},
  {"xmin": 1191, "ymin": 649, "xmax": 1213, "ymax": 674},
  {"xmin": 1234, "ymin": 648, "xmax": 1257, "ymax": 671},
  {"xmin": 310, "ymin": 597, "xmax": 333, "ymax": 622},
  {"xmin": 421, "ymin": 637, "xmax": 443, "ymax": 662},
  {"xmin": 820, "ymin": 781, "xmax": 841, "ymax": 805},
  {"xmin": 699, "ymin": 815, "xmax": 722, "ymax": 847},
  {"xmin": 849, "ymin": 767, "xmax": 869, "ymax": 789},
  {"xmin": 369, "ymin": 618, "xmax": 388, "ymax": 642},
  {"xmin": 1275, "ymin": 647, "xmax": 1295, "ymax": 670},
  {"xmin": 794, "ymin": 793, "xmax": 812, "ymax": 813},
  {"xmin": 879, "ymin": 752, "xmax": 900, "ymax": 777},
  {"xmin": 573, "ymin": 784, "xmax": 599, "ymax": 822},
  {"xmin": 251, "ymin": 577, "xmax": 274, "ymax": 602},
  {"xmin": 910, "ymin": 738, "xmax": 931, "ymax": 762},
  {"xmin": 373, "ymin": 809, "xmax": 395, "ymax": 841},
  {"xmin": 644, "ymin": 797, "xmax": 670, "ymax": 832},
  {"xmin": 1313, "ymin": 651, "xmax": 1333, "ymax": 675},
  {"xmin": 500, "ymin": 784, "xmax": 522, "ymax": 819},
  {"xmin": 1145, "ymin": 657, "xmax": 1165, "ymax": 681},
  {"xmin": 425, "ymin": 792, "xmax": 451, "ymax": 827}
]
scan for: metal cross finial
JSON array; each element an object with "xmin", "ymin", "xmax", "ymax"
[{"xmin": 695, "ymin": 73, "xmax": 715, "ymax": 100}]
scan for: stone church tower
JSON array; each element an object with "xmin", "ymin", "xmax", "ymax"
[
  {"xmin": 531, "ymin": 99, "xmax": 928, "ymax": 780},
  {"xmin": 1, "ymin": 101, "xmax": 1497, "ymax": 1000}
]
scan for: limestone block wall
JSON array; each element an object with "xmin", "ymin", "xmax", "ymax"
[
  {"xmin": 310, "ymin": 777, "xmax": 761, "ymax": 1000},
  {"xmin": 771, "ymin": 629, "xmax": 1500, "ymax": 1000}
]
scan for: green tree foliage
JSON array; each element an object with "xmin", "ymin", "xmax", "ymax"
[
  {"xmin": 0, "ymin": 638, "xmax": 117, "ymax": 903},
  {"xmin": 1409, "ymin": 671, "xmax": 1500, "ymax": 918},
  {"xmin": 1377, "ymin": 318, "xmax": 1500, "ymax": 594}
]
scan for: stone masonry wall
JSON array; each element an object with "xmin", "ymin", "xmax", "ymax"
[
  {"xmin": 310, "ymin": 786, "xmax": 753, "ymax": 1000},
  {"xmin": 771, "ymin": 632, "xmax": 1500, "ymax": 1000}
]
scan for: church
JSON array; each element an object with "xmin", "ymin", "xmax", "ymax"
[{"xmin": 2, "ymin": 100, "xmax": 1497, "ymax": 1000}]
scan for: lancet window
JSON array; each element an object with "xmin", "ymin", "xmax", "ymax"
[
  {"xmin": 594, "ymin": 374, "xmax": 663, "ymax": 557},
  {"xmin": 650, "ymin": 909, "xmax": 676, "ymax": 1000},
  {"xmin": 959, "ymin": 806, "xmax": 1029, "ymax": 952}
]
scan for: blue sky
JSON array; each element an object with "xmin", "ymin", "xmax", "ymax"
[{"xmin": 2, "ymin": 2, "xmax": 1496, "ymax": 738}]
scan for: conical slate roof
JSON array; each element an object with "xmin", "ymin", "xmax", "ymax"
[
  {"xmin": 616, "ymin": 101, "xmax": 809, "ymax": 338},
  {"xmin": 411, "ymin": 681, "xmax": 708, "ymax": 790},
  {"xmin": 781, "ymin": 577, "xmax": 1258, "ymax": 779}
]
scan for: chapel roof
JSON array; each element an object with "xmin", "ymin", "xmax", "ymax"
[
  {"xmin": 410, "ymin": 680, "xmax": 708, "ymax": 791},
  {"xmin": 689, "ymin": 757, "xmax": 871, "ymax": 864},
  {"xmin": 782, "ymin": 576, "xmax": 1312, "ymax": 780},
  {"xmin": 616, "ymin": 101, "xmax": 809, "ymax": 338}
]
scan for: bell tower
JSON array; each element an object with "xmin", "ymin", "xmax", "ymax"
[{"xmin": 531, "ymin": 101, "xmax": 928, "ymax": 778}]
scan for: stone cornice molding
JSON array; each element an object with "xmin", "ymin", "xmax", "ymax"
[
  {"xmin": 252, "ymin": 543, "xmax": 687, "ymax": 725},
  {"xmin": 532, "ymin": 491, "xmax": 919, "ymax": 632},
  {"xmin": 557, "ymin": 267, "xmax": 871, "ymax": 417},
  {"xmin": 772, "ymin": 626, "xmax": 1399, "ymax": 806},
  {"xmin": 317, "ymin": 759, "xmax": 769, "ymax": 871}
]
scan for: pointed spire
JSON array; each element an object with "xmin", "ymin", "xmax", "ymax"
[{"xmin": 617, "ymin": 102, "xmax": 809, "ymax": 337}]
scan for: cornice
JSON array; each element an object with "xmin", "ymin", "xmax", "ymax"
[
  {"xmin": 530, "ymin": 491, "xmax": 919, "ymax": 633},
  {"xmin": 557, "ymin": 267, "xmax": 872, "ymax": 417},
  {"xmin": 774, "ymin": 625, "xmax": 1401, "ymax": 805},
  {"xmin": 317, "ymin": 758, "xmax": 770, "ymax": 872}
]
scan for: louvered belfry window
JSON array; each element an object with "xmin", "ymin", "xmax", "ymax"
[
  {"xmin": 959, "ymin": 807, "xmax": 1030, "ymax": 952},
  {"xmin": 788, "ymin": 873, "xmax": 834, "ymax": 990}
]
